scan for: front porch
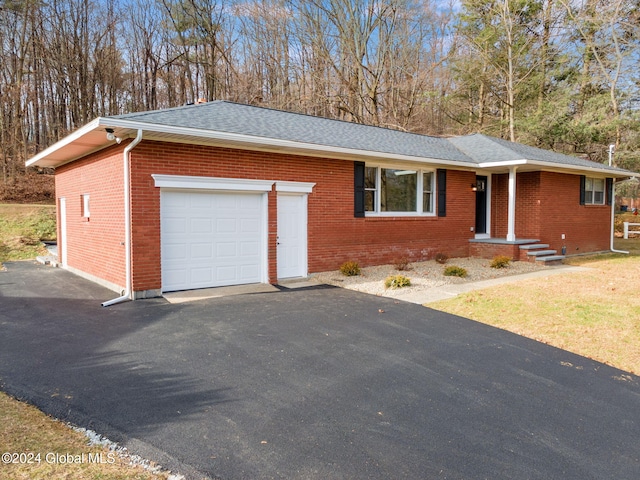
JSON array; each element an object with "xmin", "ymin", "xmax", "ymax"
[{"xmin": 469, "ymin": 238, "xmax": 565, "ymax": 264}]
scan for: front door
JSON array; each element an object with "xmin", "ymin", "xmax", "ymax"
[
  {"xmin": 277, "ymin": 194, "xmax": 307, "ymax": 279},
  {"xmin": 475, "ymin": 175, "xmax": 488, "ymax": 235}
]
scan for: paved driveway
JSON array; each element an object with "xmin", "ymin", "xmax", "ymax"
[{"xmin": 1, "ymin": 261, "xmax": 639, "ymax": 479}]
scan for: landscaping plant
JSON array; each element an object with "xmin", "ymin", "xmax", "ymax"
[
  {"xmin": 339, "ymin": 260, "xmax": 361, "ymax": 276},
  {"xmin": 384, "ymin": 274, "xmax": 411, "ymax": 289},
  {"xmin": 393, "ymin": 257, "xmax": 411, "ymax": 271},
  {"xmin": 443, "ymin": 265, "xmax": 468, "ymax": 277},
  {"xmin": 490, "ymin": 255, "xmax": 511, "ymax": 269}
]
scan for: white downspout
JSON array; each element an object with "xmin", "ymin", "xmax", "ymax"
[
  {"xmin": 506, "ymin": 166, "xmax": 518, "ymax": 242},
  {"xmin": 102, "ymin": 129, "xmax": 143, "ymax": 307},
  {"xmin": 610, "ymin": 179, "xmax": 629, "ymax": 255}
]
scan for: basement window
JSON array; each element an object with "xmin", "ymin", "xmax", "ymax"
[{"xmin": 81, "ymin": 194, "xmax": 90, "ymax": 218}]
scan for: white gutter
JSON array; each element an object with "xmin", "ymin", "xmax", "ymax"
[
  {"xmin": 102, "ymin": 129, "xmax": 143, "ymax": 307},
  {"xmin": 610, "ymin": 179, "xmax": 629, "ymax": 255}
]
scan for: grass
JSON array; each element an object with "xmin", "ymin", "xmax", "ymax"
[
  {"xmin": 0, "ymin": 204, "xmax": 56, "ymax": 264},
  {"xmin": 430, "ymin": 239, "xmax": 640, "ymax": 376},
  {"xmin": 0, "ymin": 391, "xmax": 170, "ymax": 479}
]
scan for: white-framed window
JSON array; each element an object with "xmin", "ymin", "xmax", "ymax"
[
  {"xmin": 585, "ymin": 177, "xmax": 605, "ymax": 205},
  {"xmin": 81, "ymin": 194, "xmax": 90, "ymax": 218},
  {"xmin": 364, "ymin": 166, "xmax": 435, "ymax": 215}
]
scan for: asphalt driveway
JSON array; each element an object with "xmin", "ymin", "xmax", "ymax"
[{"xmin": 1, "ymin": 261, "xmax": 639, "ymax": 479}]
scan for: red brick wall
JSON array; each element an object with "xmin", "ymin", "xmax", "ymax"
[
  {"xmin": 128, "ymin": 141, "xmax": 477, "ymax": 291},
  {"xmin": 491, "ymin": 173, "xmax": 508, "ymax": 238},
  {"xmin": 491, "ymin": 171, "xmax": 542, "ymax": 238},
  {"xmin": 55, "ymin": 145, "xmax": 126, "ymax": 289},
  {"xmin": 491, "ymin": 171, "xmax": 611, "ymax": 254},
  {"xmin": 537, "ymin": 172, "xmax": 611, "ymax": 254},
  {"xmin": 54, "ymin": 140, "xmax": 613, "ymax": 294},
  {"xmin": 469, "ymin": 242, "xmax": 521, "ymax": 260}
]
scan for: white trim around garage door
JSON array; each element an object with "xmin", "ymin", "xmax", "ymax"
[
  {"xmin": 152, "ymin": 174, "xmax": 274, "ymax": 192},
  {"xmin": 275, "ymin": 181, "xmax": 316, "ymax": 194},
  {"xmin": 153, "ymin": 174, "xmax": 273, "ymax": 292}
]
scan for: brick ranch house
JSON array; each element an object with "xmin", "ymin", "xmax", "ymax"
[{"xmin": 27, "ymin": 101, "xmax": 636, "ymax": 304}]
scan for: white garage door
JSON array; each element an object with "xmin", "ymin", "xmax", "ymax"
[{"xmin": 161, "ymin": 190, "xmax": 265, "ymax": 292}]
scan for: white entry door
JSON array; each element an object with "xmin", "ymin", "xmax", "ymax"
[
  {"xmin": 277, "ymin": 194, "xmax": 307, "ymax": 279},
  {"xmin": 59, "ymin": 197, "xmax": 67, "ymax": 267},
  {"xmin": 161, "ymin": 190, "xmax": 266, "ymax": 292}
]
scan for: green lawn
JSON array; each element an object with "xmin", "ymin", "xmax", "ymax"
[{"xmin": 0, "ymin": 204, "xmax": 56, "ymax": 264}]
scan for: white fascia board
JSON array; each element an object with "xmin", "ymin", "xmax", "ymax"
[
  {"xmin": 104, "ymin": 118, "xmax": 478, "ymax": 169},
  {"xmin": 478, "ymin": 158, "xmax": 636, "ymax": 177},
  {"xmin": 25, "ymin": 118, "xmax": 103, "ymax": 167},
  {"xmin": 477, "ymin": 159, "xmax": 528, "ymax": 168}
]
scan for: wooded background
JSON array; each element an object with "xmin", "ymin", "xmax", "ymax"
[{"xmin": 1, "ymin": 0, "xmax": 639, "ymax": 202}]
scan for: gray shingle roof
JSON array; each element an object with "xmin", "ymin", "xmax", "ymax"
[
  {"xmin": 112, "ymin": 101, "xmax": 476, "ymax": 164},
  {"xmin": 111, "ymin": 101, "xmax": 632, "ymax": 175},
  {"xmin": 447, "ymin": 133, "xmax": 624, "ymax": 173},
  {"xmin": 64, "ymin": 100, "xmax": 626, "ymax": 178}
]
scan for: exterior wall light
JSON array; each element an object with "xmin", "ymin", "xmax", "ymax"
[
  {"xmin": 106, "ymin": 128, "xmax": 122, "ymax": 144},
  {"xmin": 472, "ymin": 180, "xmax": 486, "ymax": 192}
]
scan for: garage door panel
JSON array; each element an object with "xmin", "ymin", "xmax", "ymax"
[
  {"xmin": 164, "ymin": 243, "xmax": 188, "ymax": 260},
  {"xmin": 190, "ymin": 267, "xmax": 213, "ymax": 284},
  {"xmin": 240, "ymin": 218, "xmax": 259, "ymax": 233},
  {"xmin": 240, "ymin": 241, "xmax": 259, "ymax": 256},
  {"xmin": 240, "ymin": 264, "xmax": 260, "ymax": 278},
  {"xmin": 163, "ymin": 269, "xmax": 188, "ymax": 291},
  {"xmin": 190, "ymin": 218, "xmax": 213, "ymax": 233},
  {"xmin": 216, "ymin": 218, "xmax": 238, "ymax": 233},
  {"xmin": 216, "ymin": 194, "xmax": 238, "ymax": 209},
  {"xmin": 215, "ymin": 266, "xmax": 238, "ymax": 282},
  {"xmin": 190, "ymin": 243, "xmax": 213, "ymax": 259},
  {"xmin": 164, "ymin": 194, "xmax": 188, "ymax": 208},
  {"xmin": 161, "ymin": 190, "xmax": 265, "ymax": 292},
  {"xmin": 216, "ymin": 242, "xmax": 237, "ymax": 258},
  {"xmin": 240, "ymin": 195, "xmax": 261, "ymax": 209},
  {"xmin": 164, "ymin": 217, "xmax": 188, "ymax": 234},
  {"xmin": 191, "ymin": 194, "xmax": 214, "ymax": 209}
]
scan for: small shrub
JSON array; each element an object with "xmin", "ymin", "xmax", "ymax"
[
  {"xmin": 339, "ymin": 260, "xmax": 361, "ymax": 276},
  {"xmin": 443, "ymin": 265, "xmax": 467, "ymax": 278},
  {"xmin": 490, "ymin": 255, "xmax": 512, "ymax": 269},
  {"xmin": 384, "ymin": 274, "xmax": 411, "ymax": 289},
  {"xmin": 435, "ymin": 253, "xmax": 448, "ymax": 264},
  {"xmin": 394, "ymin": 256, "xmax": 411, "ymax": 271}
]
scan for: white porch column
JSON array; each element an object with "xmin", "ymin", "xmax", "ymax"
[{"xmin": 507, "ymin": 166, "xmax": 518, "ymax": 242}]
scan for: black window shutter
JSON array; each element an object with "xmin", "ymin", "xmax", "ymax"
[
  {"xmin": 579, "ymin": 175, "xmax": 586, "ymax": 205},
  {"xmin": 606, "ymin": 177, "xmax": 613, "ymax": 205},
  {"xmin": 437, "ymin": 169, "xmax": 446, "ymax": 217},
  {"xmin": 354, "ymin": 161, "xmax": 365, "ymax": 218}
]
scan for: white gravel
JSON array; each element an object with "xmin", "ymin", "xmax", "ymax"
[
  {"xmin": 311, "ymin": 257, "xmax": 548, "ymax": 298},
  {"xmin": 73, "ymin": 426, "xmax": 185, "ymax": 480}
]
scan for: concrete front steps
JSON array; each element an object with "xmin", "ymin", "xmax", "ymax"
[
  {"xmin": 519, "ymin": 243, "xmax": 565, "ymax": 265},
  {"xmin": 36, "ymin": 242, "xmax": 60, "ymax": 267}
]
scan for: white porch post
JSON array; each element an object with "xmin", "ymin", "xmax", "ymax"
[{"xmin": 507, "ymin": 166, "xmax": 518, "ymax": 242}]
